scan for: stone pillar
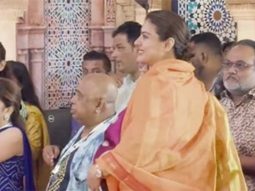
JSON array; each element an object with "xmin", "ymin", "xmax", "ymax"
[
  {"xmin": 16, "ymin": 0, "xmax": 46, "ymax": 108},
  {"xmin": 16, "ymin": 49, "xmax": 29, "ymax": 65},
  {"xmin": 90, "ymin": 0, "xmax": 105, "ymax": 51},
  {"xmin": 29, "ymin": 48, "xmax": 44, "ymax": 104},
  {"xmin": 105, "ymin": 0, "xmax": 117, "ymax": 26},
  {"xmin": 26, "ymin": 0, "xmax": 44, "ymax": 25},
  {"xmin": 116, "ymin": 0, "xmax": 136, "ymax": 26},
  {"xmin": 90, "ymin": 0, "xmax": 117, "ymax": 72},
  {"xmin": 103, "ymin": 0, "xmax": 116, "ymax": 56}
]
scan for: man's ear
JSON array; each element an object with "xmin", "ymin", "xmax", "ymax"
[
  {"xmin": 201, "ymin": 51, "xmax": 209, "ymax": 66},
  {"xmin": 95, "ymin": 97, "xmax": 105, "ymax": 114}
]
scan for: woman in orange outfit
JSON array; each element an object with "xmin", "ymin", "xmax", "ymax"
[{"xmin": 87, "ymin": 10, "xmax": 247, "ymax": 191}]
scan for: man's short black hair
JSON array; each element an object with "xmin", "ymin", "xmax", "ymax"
[
  {"xmin": 83, "ymin": 50, "xmax": 111, "ymax": 73},
  {"xmin": 190, "ymin": 32, "xmax": 222, "ymax": 56},
  {"xmin": 112, "ymin": 21, "xmax": 141, "ymax": 45},
  {"xmin": 222, "ymin": 41, "xmax": 235, "ymax": 53},
  {"xmin": 0, "ymin": 42, "xmax": 6, "ymax": 62}
]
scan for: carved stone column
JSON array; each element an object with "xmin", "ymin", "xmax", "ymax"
[
  {"xmin": 16, "ymin": 49, "xmax": 29, "ymax": 65},
  {"xmin": 103, "ymin": 0, "xmax": 116, "ymax": 55},
  {"xmin": 105, "ymin": 0, "xmax": 117, "ymax": 26},
  {"xmin": 116, "ymin": 0, "xmax": 135, "ymax": 26},
  {"xmin": 17, "ymin": 25, "xmax": 46, "ymax": 107},
  {"xmin": 26, "ymin": 0, "xmax": 44, "ymax": 25},
  {"xmin": 29, "ymin": 48, "xmax": 44, "ymax": 103},
  {"xmin": 90, "ymin": 0, "xmax": 117, "ymax": 72},
  {"xmin": 90, "ymin": 0, "xmax": 117, "ymax": 55},
  {"xmin": 90, "ymin": 0, "xmax": 105, "ymax": 51},
  {"xmin": 16, "ymin": 0, "xmax": 46, "ymax": 107}
]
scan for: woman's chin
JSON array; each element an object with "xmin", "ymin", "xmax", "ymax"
[{"xmin": 136, "ymin": 56, "xmax": 146, "ymax": 64}]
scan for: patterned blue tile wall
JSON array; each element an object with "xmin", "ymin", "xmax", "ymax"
[
  {"xmin": 172, "ymin": 0, "xmax": 237, "ymax": 43},
  {"xmin": 44, "ymin": 0, "xmax": 90, "ymax": 109}
]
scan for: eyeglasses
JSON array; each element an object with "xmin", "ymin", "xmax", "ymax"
[{"xmin": 222, "ymin": 60, "xmax": 255, "ymax": 71}]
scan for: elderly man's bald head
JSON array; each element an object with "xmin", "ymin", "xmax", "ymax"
[
  {"xmin": 81, "ymin": 73, "xmax": 118, "ymax": 103},
  {"xmin": 71, "ymin": 73, "xmax": 118, "ymax": 127}
]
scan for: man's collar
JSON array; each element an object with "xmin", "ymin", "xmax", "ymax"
[
  {"xmin": 124, "ymin": 74, "xmax": 136, "ymax": 83},
  {"xmin": 221, "ymin": 88, "xmax": 255, "ymax": 99},
  {"xmin": 220, "ymin": 90, "xmax": 229, "ymax": 99},
  {"xmin": 248, "ymin": 88, "xmax": 255, "ymax": 97}
]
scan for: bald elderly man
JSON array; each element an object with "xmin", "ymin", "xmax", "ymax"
[{"xmin": 43, "ymin": 74, "xmax": 118, "ymax": 191}]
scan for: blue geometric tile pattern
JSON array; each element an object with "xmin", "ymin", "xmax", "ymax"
[
  {"xmin": 172, "ymin": 0, "xmax": 237, "ymax": 43},
  {"xmin": 44, "ymin": 0, "xmax": 90, "ymax": 109}
]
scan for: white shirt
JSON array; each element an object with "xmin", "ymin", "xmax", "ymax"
[{"xmin": 115, "ymin": 75, "xmax": 137, "ymax": 113}]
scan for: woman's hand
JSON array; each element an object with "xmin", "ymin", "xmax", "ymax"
[{"xmin": 87, "ymin": 165, "xmax": 102, "ymax": 191}]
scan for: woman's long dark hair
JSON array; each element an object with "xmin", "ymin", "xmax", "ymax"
[
  {"xmin": 4, "ymin": 61, "xmax": 42, "ymax": 111},
  {"xmin": 0, "ymin": 78, "xmax": 24, "ymax": 128}
]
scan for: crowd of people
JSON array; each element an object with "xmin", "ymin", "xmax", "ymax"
[{"xmin": 0, "ymin": 9, "xmax": 255, "ymax": 191}]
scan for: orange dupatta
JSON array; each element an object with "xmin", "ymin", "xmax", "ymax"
[{"xmin": 96, "ymin": 59, "xmax": 246, "ymax": 191}]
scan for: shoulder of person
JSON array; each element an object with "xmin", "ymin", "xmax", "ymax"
[{"xmin": 0, "ymin": 127, "xmax": 23, "ymax": 141}]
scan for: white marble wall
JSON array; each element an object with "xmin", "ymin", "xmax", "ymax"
[
  {"xmin": 229, "ymin": 4, "xmax": 255, "ymax": 40},
  {"xmin": 0, "ymin": 0, "xmax": 27, "ymax": 60}
]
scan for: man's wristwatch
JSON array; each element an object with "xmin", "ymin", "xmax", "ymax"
[{"xmin": 95, "ymin": 164, "xmax": 103, "ymax": 178}]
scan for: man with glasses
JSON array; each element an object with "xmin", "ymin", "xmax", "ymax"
[{"xmin": 221, "ymin": 39, "xmax": 255, "ymax": 190}]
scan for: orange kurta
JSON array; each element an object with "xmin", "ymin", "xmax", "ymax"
[{"xmin": 96, "ymin": 59, "xmax": 246, "ymax": 191}]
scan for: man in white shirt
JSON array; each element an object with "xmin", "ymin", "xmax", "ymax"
[{"xmin": 111, "ymin": 21, "xmax": 142, "ymax": 112}]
